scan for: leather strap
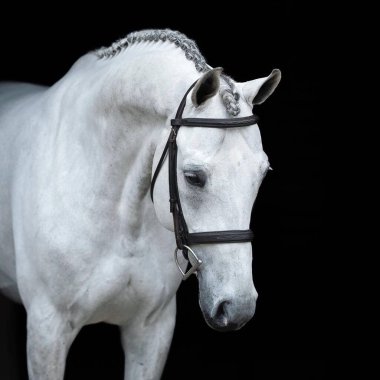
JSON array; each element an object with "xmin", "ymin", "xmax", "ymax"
[
  {"xmin": 171, "ymin": 115, "xmax": 259, "ymax": 128},
  {"xmin": 150, "ymin": 138, "xmax": 169, "ymax": 201},
  {"xmin": 151, "ymin": 79, "xmax": 258, "ymax": 251},
  {"xmin": 188, "ymin": 230, "xmax": 254, "ymax": 245},
  {"xmin": 150, "ymin": 81, "xmax": 198, "ymax": 202}
]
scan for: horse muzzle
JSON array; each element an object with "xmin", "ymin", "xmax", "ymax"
[{"xmin": 201, "ymin": 294, "xmax": 257, "ymax": 332}]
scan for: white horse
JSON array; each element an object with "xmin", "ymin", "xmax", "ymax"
[{"xmin": 0, "ymin": 29, "xmax": 280, "ymax": 379}]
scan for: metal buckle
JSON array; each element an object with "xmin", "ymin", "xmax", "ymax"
[{"xmin": 174, "ymin": 245, "xmax": 202, "ymax": 280}]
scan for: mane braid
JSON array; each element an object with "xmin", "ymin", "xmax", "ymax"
[{"xmin": 95, "ymin": 29, "xmax": 240, "ymax": 116}]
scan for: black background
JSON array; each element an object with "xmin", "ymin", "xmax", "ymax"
[{"xmin": 0, "ymin": 2, "xmax": 324, "ymax": 379}]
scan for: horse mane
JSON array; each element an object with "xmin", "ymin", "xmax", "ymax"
[{"xmin": 95, "ymin": 29, "xmax": 241, "ymax": 116}]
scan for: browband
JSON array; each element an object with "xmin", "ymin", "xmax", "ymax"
[{"xmin": 171, "ymin": 115, "xmax": 259, "ymax": 128}]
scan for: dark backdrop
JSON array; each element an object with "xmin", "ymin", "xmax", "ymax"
[{"xmin": 0, "ymin": 2, "xmax": 324, "ymax": 379}]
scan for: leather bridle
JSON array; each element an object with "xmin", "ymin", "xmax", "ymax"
[{"xmin": 150, "ymin": 80, "xmax": 259, "ymax": 280}]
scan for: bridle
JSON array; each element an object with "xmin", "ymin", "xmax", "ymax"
[{"xmin": 150, "ymin": 79, "xmax": 259, "ymax": 280}]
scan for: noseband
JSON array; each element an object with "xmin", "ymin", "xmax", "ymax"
[{"xmin": 151, "ymin": 80, "xmax": 259, "ymax": 280}]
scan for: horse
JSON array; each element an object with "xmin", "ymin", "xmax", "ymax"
[{"xmin": 0, "ymin": 29, "xmax": 281, "ymax": 380}]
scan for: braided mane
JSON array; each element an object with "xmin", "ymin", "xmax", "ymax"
[{"xmin": 95, "ymin": 29, "xmax": 241, "ymax": 116}]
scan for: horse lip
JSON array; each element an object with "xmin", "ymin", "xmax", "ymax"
[{"xmin": 202, "ymin": 312, "xmax": 245, "ymax": 332}]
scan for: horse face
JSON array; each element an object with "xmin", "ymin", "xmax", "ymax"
[
  {"xmin": 178, "ymin": 126, "xmax": 264, "ymax": 331},
  {"xmin": 153, "ymin": 68, "xmax": 280, "ymax": 331}
]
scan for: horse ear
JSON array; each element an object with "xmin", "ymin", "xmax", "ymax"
[
  {"xmin": 191, "ymin": 67, "xmax": 223, "ymax": 107},
  {"xmin": 242, "ymin": 69, "xmax": 281, "ymax": 105}
]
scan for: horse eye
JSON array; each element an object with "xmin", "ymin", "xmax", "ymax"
[{"xmin": 184, "ymin": 171, "xmax": 206, "ymax": 187}]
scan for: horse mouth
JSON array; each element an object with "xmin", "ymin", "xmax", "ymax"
[
  {"xmin": 200, "ymin": 300, "xmax": 253, "ymax": 332},
  {"xmin": 203, "ymin": 314, "xmax": 246, "ymax": 332}
]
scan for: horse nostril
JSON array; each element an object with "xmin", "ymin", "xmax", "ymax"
[
  {"xmin": 214, "ymin": 300, "xmax": 230, "ymax": 322},
  {"xmin": 203, "ymin": 296, "xmax": 256, "ymax": 331}
]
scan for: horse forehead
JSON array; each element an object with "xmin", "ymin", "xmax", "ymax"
[
  {"xmin": 178, "ymin": 124, "xmax": 263, "ymax": 162},
  {"xmin": 177, "ymin": 127, "xmax": 224, "ymax": 156}
]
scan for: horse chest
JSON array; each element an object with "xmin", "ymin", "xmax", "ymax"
[{"xmin": 68, "ymin": 249, "xmax": 178, "ymax": 325}]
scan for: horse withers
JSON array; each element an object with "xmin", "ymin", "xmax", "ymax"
[{"xmin": 0, "ymin": 29, "xmax": 280, "ymax": 379}]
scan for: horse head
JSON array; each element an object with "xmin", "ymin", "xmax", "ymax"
[{"xmin": 152, "ymin": 67, "xmax": 281, "ymax": 331}]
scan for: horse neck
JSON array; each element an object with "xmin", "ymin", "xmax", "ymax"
[
  {"xmin": 64, "ymin": 47, "xmax": 197, "ymax": 155},
  {"xmin": 53, "ymin": 48, "xmax": 198, "ymax": 231}
]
